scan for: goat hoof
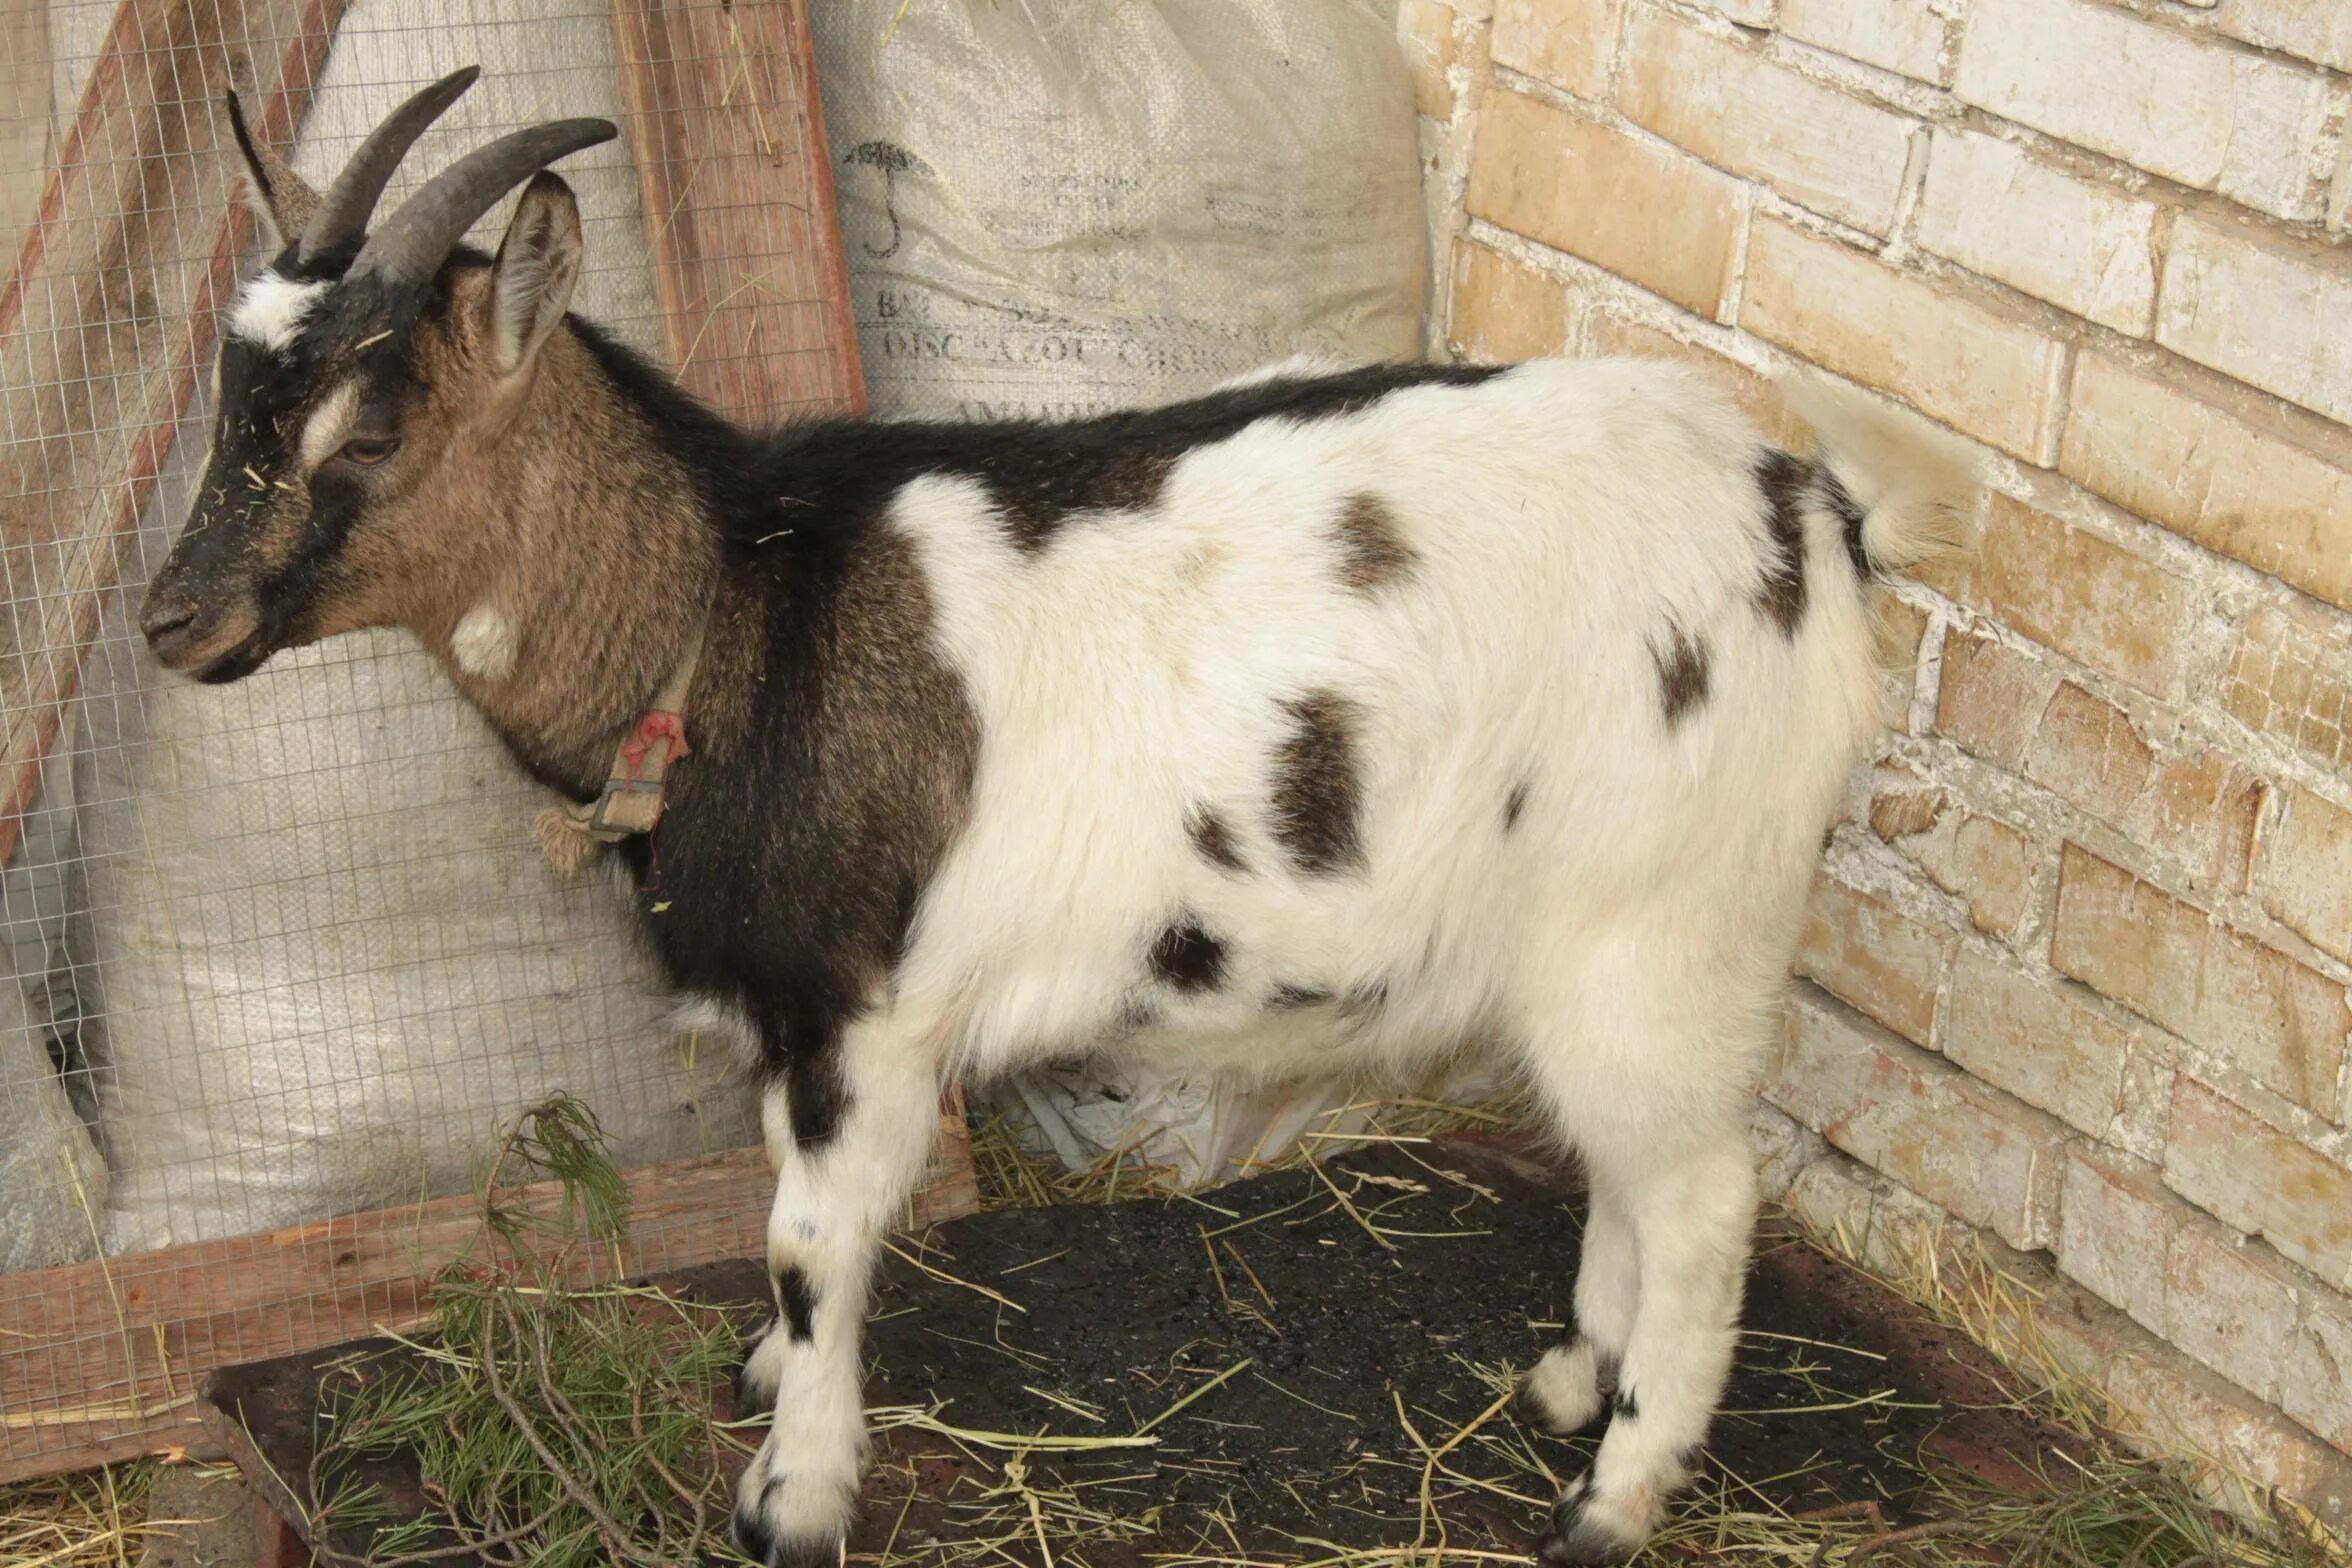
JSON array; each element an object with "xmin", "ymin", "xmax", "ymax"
[
  {"xmin": 730, "ymin": 1497, "xmax": 842, "ymax": 1568},
  {"xmin": 1516, "ymin": 1340, "xmax": 1610, "ymax": 1436},
  {"xmin": 733, "ymin": 1423, "xmax": 861, "ymax": 1567},
  {"xmin": 1536, "ymin": 1474, "xmax": 1646, "ymax": 1567}
]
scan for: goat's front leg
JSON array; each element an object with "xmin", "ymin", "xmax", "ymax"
[{"xmin": 731, "ymin": 1011, "xmax": 942, "ymax": 1567}]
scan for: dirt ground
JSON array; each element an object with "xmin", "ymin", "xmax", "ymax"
[
  {"xmin": 839, "ymin": 1136, "xmax": 2076, "ymax": 1560},
  {"xmin": 210, "ymin": 1135, "xmax": 2083, "ymax": 1563}
]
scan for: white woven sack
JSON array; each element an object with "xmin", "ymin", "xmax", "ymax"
[{"xmin": 811, "ymin": 0, "xmax": 1428, "ymax": 420}]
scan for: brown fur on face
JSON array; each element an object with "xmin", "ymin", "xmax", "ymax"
[{"xmin": 154, "ymin": 169, "xmax": 714, "ymax": 788}]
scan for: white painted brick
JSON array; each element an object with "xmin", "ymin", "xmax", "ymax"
[
  {"xmin": 1917, "ymin": 130, "xmax": 2158, "ymax": 335},
  {"xmin": 1468, "ymin": 91, "xmax": 1747, "ymax": 317},
  {"xmin": 2286, "ymin": 1285, "xmax": 2352, "ymax": 1452},
  {"xmin": 1619, "ymin": 5, "xmax": 1917, "ymax": 236},
  {"xmin": 2053, "ymin": 845, "xmax": 2348, "ymax": 1120},
  {"xmin": 2078, "ymin": 1303, "xmax": 2352, "ymax": 1533},
  {"xmin": 2059, "ymin": 1144, "xmax": 2178, "ymax": 1332},
  {"xmin": 1492, "ymin": 0, "xmax": 1620, "ymax": 100},
  {"xmin": 1772, "ymin": 985, "xmax": 2067, "ymax": 1250},
  {"xmin": 1779, "ymin": 0, "xmax": 1945, "ymax": 82},
  {"xmin": 1954, "ymin": 0, "xmax": 2334, "ymax": 222},
  {"xmin": 2061, "ymin": 353, "xmax": 2352, "ymax": 616},
  {"xmin": 1740, "ymin": 218, "xmax": 2065, "ymax": 460},
  {"xmin": 2213, "ymin": 0, "xmax": 2352, "ymax": 73},
  {"xmin": 2165, "ymin": 1077, "xmax": 2352, "ymax": 1293},
  {"xmin": 2257, "ymin": 786, "xmax": 2352, "ymax": 968},
  {"xmin": 2225, "ymin": 63, "xmax": 2347, "ymax": 225},
  {"xmin": 2168, "ymin": 1219, "xmax": 2301, "ymax": 1404},
  {"xmin": 1778, "ymin": 1146, "xmax": 1954, "ymax": 1278},
  {"xmin": 2157, "ymin": 214, "xmax": 2352, "ymax": 429},
  {"xmin": 1808, "ymin": 1143, "xmax": 2352, "ymax": 1530},
  {"xmin": 1943, "ymin": 946, "xmax": 2158, "ymax": 1151},
  {"xmin": 1795, "ymin": 874, "xmax": 1951, "ymax": 1046}
]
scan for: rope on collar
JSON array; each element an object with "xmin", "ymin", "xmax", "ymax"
[{"xmin": 535, "ymin": 621, "xmax": 705, "ymax": 879}]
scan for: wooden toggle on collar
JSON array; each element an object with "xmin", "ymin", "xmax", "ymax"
[{"xmin": 535, "ymin": 625, "xmax": 704, "ymax": 878}]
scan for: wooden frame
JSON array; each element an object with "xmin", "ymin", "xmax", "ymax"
[
  {"xmin": 0, "ymin": 1140, "xmax": 975, "ymax": 1483},
  {"xmin": 0, "ymin": 0, "xmax": 348, "ymax": 869},
  {"xmin": 612, "ymin": 0, "xmax": 866, "ymax": 418},
  {"xmin": 0, "ymin": 0, "xmax": 974, "ymax": 1483}
]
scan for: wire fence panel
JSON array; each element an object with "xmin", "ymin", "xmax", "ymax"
[{"xmin": 0, "ymin": 0, "xmax": 970, "ymax": 1480}]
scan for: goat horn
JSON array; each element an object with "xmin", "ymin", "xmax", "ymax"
[
  {"xmin": 297, "ymin": 66, "xmax": 480, "ymax": 264},
  {"xmin": 347, "ymin": 119, "xmax": 617, "ymax": 289}
]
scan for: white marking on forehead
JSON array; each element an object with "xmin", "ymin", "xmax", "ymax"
[
  {"xmin": 297, "ymin": 379, "xmax": 361, "ymax": 469},
  {"xmin": 228, "ymin": 271, "xmax": 328, "ymax": 352},
  {"xmin": 451, "ymin": 603, "xmax": 519, "ymax": 682}
]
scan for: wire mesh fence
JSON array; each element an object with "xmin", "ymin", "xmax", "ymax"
[{"xmin": 0, "ymin": 0, "xmax": 971, "ymax": 1479}]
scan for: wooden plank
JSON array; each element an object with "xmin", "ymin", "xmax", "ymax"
[
  {"xmin": 0, "ymin": 0, "xmax": 347, "ymax": 868},
  {"xmin": 0, "ymin": 1140, "xmax": 978, "ymax": 1482},
  {"xmin": 611, "ymin": 0, "xmax": 865, "ymax": 418}
]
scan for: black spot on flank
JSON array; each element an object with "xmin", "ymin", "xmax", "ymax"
[
  {"xmin": 1272, "ymin": 689, "xmax": 1366, "ymax": 876},
  {"xmin": 1335, "ymin": 493, "xmax": 1417, "ymax": 592},
  {"xmin": 1339, "ymin": 978, "xmax": 1388, "ymax": 1019},
  {"xmin": 1753, "ymin": 448, "xmax": 1811, "ymax": 639},
  {"xmin": 776, "ymin": 1265, "xmax": 816, "ymax": 1342},
  {"xmin": 1653, "ymin": 626, "xmax": 1711, "ymax": 729},
  {"xmin": 1816, "ymin": 462, "xmax": 1871, "ymax": 576},
  {"xmin": 1612, "ymin": 1385, "xmax": 1640, "ymax": 1422},
  {"xmin": 1502, "ymin": 779, "xmax": 1530, "ymax": 833},
  {"xmin": 1149, "ymin": 918, "xmax": 1227, "ymax": 993},
  {"xmin": 1187, "ymin": 806, "xmax": 1247, "ymax": 873},
  {"xmin": 1270, "ymin": 982, "xmax": 1333, "ymax": 1011}
]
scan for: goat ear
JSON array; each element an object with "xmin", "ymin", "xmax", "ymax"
[
  {"xmin": 486, "ymin": 171, "xmax": 583, "ymax": 376},
  {"xmin": 225, "ymin": 89, "xmax": 319, "ymax": 252}
]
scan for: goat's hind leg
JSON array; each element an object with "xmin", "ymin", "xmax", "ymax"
[
  {"xmin": 732, "ymin": 1014, "xmax": 942, "ymax": 1567},
  {"xmin": 1512, "ymin": 953, "xmax": 1763, "ymax": 1566},
  {"xmin": 1540, "ymin": 1133, "xmax": 1754, "ymax": 1564}
]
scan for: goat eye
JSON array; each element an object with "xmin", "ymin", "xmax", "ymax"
[{"xmin": 338, "ymin": 435, "xmax": 400, "ymax": 467}]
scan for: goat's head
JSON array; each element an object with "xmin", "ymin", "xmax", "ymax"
[{"xmin": 141, "ymin": 69, "xmax": 614, "ymax": 681}]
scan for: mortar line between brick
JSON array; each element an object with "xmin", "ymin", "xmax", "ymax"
[
  {"xmin": 1886, "ymin": 123, "xmax": 1936, "ymax": 255},
  {"xmin": 2038, "ymin": 340, "xmax": 2075, "ymax": 470},
  {"xmin": 1720, "ymin": 195, "xmax": 1753, "ymax": 326}
]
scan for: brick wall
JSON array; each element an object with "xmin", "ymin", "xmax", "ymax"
[{"xmin": 1400, "ymin": 0, "xmax": 2352, "ymax": 1528}]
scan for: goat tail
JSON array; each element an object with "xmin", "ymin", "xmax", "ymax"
[{"xmin": 1781, "ymin": 375, "xmax": 1984, "ymax": 575}]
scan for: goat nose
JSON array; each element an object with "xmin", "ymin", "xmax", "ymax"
[{"xmin": 139, "ymin": 593, "xmax": 198, "ymax": 646}]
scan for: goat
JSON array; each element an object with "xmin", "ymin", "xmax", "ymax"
[{"xmin": 142, "ymin": 72, "xmax": 1981, "ymax": 1566}]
